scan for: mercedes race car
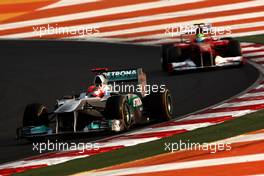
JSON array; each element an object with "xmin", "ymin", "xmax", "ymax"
[
  {"xmin": 17, "ymin": 68, "xmax": 173, "ymax": 139},
  {"xmin": 161, "ymin": 23, "xmax": 244, "ymax": 73}
]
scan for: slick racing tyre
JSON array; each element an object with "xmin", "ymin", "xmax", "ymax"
[
  {"xmin": 143, "ymin": 89, "xmax": 173, "ymax": 121},
  {"xmin": 104, "ymin": 96, "xmax": 132, "ymax": 130},
  {"xmin": 226, "ymin": 39, "xmax": 242, "ymax": 57},
  {"xmin": 226, "ymin": 39, "xmax": 243, "ymax": 67},
  {"xmin": 161, "ymin": 45, "xmax": 181, "ymax": 71},
  {"xmin": 220, "ymin": 37, "xmax": 233, "ymax": 41},
  {"xmin": 23, "ymin": 103, "xmax": 49, "ymax": 127}
]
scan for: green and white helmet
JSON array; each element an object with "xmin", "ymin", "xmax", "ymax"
[{"xmin": 196, "ymin": 33, "xmax": 205, "ymax": 42}]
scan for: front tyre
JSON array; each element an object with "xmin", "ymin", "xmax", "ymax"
[
  {"xmin": 226, "ymin": 39, "xmax": 243, "ymax": 67},
  {"xmin": 23, "ymin": 103, "xmax": 49, "ymax": 127},
  {"xmin": 104, "ymin": 96, "xmax": 132, "ymax": 131},
  {"xmin": 143, "ymin": 89, "xmax": 173, "ymax": 121},
  {"xmin": 226, "ymin": 39, "xmax": 242, "ymax": 57},
  {"xmin": 161, "ymin": 44, "xmax": 181, "ymax": 71}
]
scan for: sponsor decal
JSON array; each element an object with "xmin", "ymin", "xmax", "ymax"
[
  {"xmin": 133, "ymin": 97, "xmax": 142, "ymax": 107},
  {"xmin": 105, "ymin": 70, "xmax": 137, "ymax": 81}
]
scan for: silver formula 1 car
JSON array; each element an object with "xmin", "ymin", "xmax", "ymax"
[{"xmin": 17, "ymin": 68, "xmax": 173, "ymax": 139}]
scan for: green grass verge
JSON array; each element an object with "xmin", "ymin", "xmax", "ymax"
[
  {"xmin": 236, "ymin": 34, "xmax": 264, "ymax": 44},
  {"xmin": 17, "ymin": 109, "xmax": 264, "ymax": 176},
  {"xmin": 15, "ymin": 34, "xmax": 264, "ymax": 176}
]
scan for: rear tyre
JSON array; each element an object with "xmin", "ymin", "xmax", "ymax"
[
  {"xmin": 143, "ymin": 89, "xmax": 173, "ymax": 121},
  {"xmin": 104, "ymin": 96, "xmax": 132, "ymax": 130},
  {"xmin": 23, "ymin": 103, "xmax": 49, "ymax": 127}
]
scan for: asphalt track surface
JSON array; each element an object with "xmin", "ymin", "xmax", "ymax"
[{"xmin": 0, "ymin": 40, "xmax": 259, "ymax": 164}]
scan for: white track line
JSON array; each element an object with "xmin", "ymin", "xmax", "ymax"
[
  {"xmin": 126, "ymin": 122, "xmax": 213, "ymax": 135},
  {"xmin": 251, "ymin": 58, "xmax": 264, "ymax": 62},
  {"xmin": 216, "ymin": 99, "xmax": 264, "ymax": 108},
  {"xmin": 217, "ymin": 132, "xmax": 264, "ymax": 144},
  {"xmin": 243, "ymin": 46, "xmax": 264, "ymax": 51},
  {"xmin": 0, "ymin": 155, "xmax": 87, "ymax": 169},
  {"xmin": 185, "ymin": 110, "xmax": 254, "ymax": 120},
  {"xmin": 254, "ymin": 84, "xmax": 264, "ymax": 89},
  {"xmin": 240, "ymin": 92, "xmax": 264, "ymax": 98},
  {"xmin": 78, "ymin": 153, "xmax": 264, "ymax": 176},
  {"xmin": 241, "ymin": 43, "xmax": 259, "ymax": 47},
  {"xmin": 99, "ymin": 137, "xmax": 159, "ymax": 148},
  {"xmin": 243, "ymin": 51, "xmax": 264, "ymax": 57}
]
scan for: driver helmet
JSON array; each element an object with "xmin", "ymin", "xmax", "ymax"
[
  {"xmin": 94, "ymin": 75, "xmax": 107, "ymax": 86},
  {"xmin": 196, "ymin": 33, "xmax": 205, "ymax": 42},
  {"xmin": 87, "ymin": 85, "xmax": 105, "ymax": 97}
]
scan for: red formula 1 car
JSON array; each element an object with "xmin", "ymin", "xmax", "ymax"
[{"xmin": 161, "ymin": 23, "xmax": 244, "ymax": 73}]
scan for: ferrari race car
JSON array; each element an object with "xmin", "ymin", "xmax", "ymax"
[
  {"xmin": 161, "ymin": 23, "xmax": 244, "ymax": 73},
  {"xmin": 17, "ymin": 68, "xmax": 173, "ymax": 139}
]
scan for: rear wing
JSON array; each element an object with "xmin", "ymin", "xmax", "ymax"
[{"xmin": 92, "ymin": 68, "xmax": 147, "ymax": 96}]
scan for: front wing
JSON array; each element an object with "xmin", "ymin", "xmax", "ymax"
[{"xmin": 169, "ymin": 56, "xmax": 243, "ymax": 71}]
